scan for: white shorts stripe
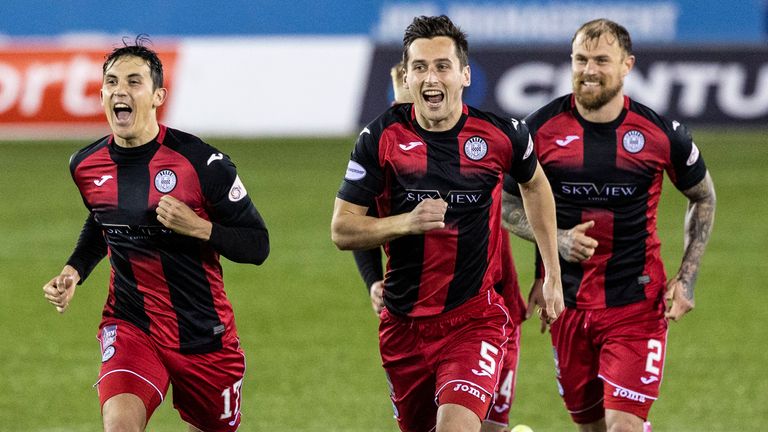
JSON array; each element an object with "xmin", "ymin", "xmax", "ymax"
[{"xmin": 93, "ymin": 369, "xmax": 165, "ymax": 402}]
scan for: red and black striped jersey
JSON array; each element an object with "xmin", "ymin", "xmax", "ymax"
[
  {"xmin": 508, "ymin": 95, "xmax": 706, "ymax": 309},
  {"xmin": 338, "ymin": 103, "xmax": 537, "ymax": 317},
  {"xmin": 67, "ymin": 125, "xmax": 269, "ymax": 353}
]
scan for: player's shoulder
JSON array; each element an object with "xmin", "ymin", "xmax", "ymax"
[
  {"xmin": 163, "ymin": 126, "xmax": 233, "ymax": 168},
  {"xmin": 69, "ymin": 135, "xmax": 111, "ymax": 169},
  {"xmin": 467, "ymin": 105, "xmax": 529, "ymax": 139},
  {"xmin": 523, "ymin": 94, "xmax": 572, "ymax": 132},
  {"xmin": 627, "ymin": 98, "xmax": 691, "ymax": 139},
  {"xmin": 359, "ymin": 103, "xmax": 411, "ymax": 140}
]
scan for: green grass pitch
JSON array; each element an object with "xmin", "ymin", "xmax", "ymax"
[{"xmin": 0, "ymin": 130, "xmax": 765, "ymax": 431}]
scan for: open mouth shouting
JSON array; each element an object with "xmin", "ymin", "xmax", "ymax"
[
  {"xmin": 422, "ymin": 89, "xmax": 445, "ymax": 108},
  {"xmin": 113, "ymin": 102, "xmax": 133, "ymax": 126}
]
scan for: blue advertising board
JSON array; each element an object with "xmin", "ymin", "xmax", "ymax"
[{"xmin": 1, "ymin": 0, "xmax": 765, "ymax": 43}]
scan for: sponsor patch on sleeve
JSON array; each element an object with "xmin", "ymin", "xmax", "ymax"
[
  {"xmin": 523, "ymin": 134, "xmax": 534, "ymax": 160},
  {"xmin": 228, "ymin": 175, "xmax": 248, "ymax": 202},
  {"xmin": 345, "ymin": 160, "xmax": 366, "ymax": 181},
  {"xmin": 686, "ymin": 142, "xmax": 700, "ymax": 166}
]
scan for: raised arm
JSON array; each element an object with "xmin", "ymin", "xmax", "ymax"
[{"xmin": 665, "ymin": 171, "xmax": 716, "ymax": 321}]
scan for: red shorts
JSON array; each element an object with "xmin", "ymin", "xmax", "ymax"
[
  {"xmin": 95, "ymin": 319, "xmax": 246, "ymax": 431},
  {"xmin": 485, "ymin": 323, "xmax": 520, "ymax": 426},
  {"xmin": 379, "ymin": 290, "xmax": 512, "ymax": 432},
  {"xmin": 549, "ymin": 298, "xmax": 668, "ymax": 423}
]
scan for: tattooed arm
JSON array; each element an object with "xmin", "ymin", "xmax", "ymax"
[
  {"xmin": 502, "ymin": 190, "xmax": 598, "ymax": 262},
  {"xmin": 665, "ymin": 171, "xmax": 716, "ymax": 321}
]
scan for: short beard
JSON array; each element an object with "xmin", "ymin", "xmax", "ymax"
[{"xmin": 573, "ymin": 76, "xmax": 623, "ymax": 111}]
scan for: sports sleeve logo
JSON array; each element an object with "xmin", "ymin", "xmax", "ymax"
[
  {"xmin": 344, "ymin": 160, "xmax": 366, "ymax": 181},
  {"xmin": 228, "ymin": 175, "xmax": 248, "ymax": 202},
  {"xmin": 686, "ymin": 142, "xmax": 700, "ymax": 166},
  {"xmin": 523, "ymin": 134, "xmax": 534, "ymax": 159}
]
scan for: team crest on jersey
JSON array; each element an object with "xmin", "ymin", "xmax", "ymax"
[
  {"xmin": 154, "ymin": 169, "xmax": 177, "ymax": 193},
  {"xmin": 622, "ymin": 130, "xmax": 645, "ymax": 154},
  {"xmin": 464, "ymin": 136, "xmax": 488, "ymax": 161}
]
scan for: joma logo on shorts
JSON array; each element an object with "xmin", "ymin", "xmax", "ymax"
[
  {"xmin": 452, "ymin": 383, "xmax": 487, "ymax": 402},
  {"xmin": 612, "ymin": 387, "xmax": 646, "ymax": 403}
]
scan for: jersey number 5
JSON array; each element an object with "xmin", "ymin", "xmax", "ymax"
[{"xmin": 472, "ymin": 341, "xmax": 500, "ymax": 378}]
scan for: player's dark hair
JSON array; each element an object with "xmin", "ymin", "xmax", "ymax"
[
  {"xmin": 402, "ymin": 15, "xmax": 469, "ymax": 68},
  {"xmin": 572, "ymin": 19, "xmax": 633, "ymax": 56},
  {"xmin": 103, "ymin": 34, "xmax": 164, "ymax": 89}
]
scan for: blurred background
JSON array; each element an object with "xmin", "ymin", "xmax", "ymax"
[{"xmin": 0, "ymin": 1, "xmax": 766, "ymax": 431}]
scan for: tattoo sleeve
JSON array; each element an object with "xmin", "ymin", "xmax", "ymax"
[
  {"xmin": 677, "ymin": 171, "xmax": 716, "ymax": 300},
  {"xmin": 501, "ymin": 191, "xmax": 536, "ymax": 242}
]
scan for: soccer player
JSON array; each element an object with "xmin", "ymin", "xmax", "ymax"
[
  {"xmin": 353, "ymin": 60, "xmax": 528, "ymax": 432},
  {"xmin": 42, "ymin": 36, "xmax": 269, "ymax": 432},
  {"xmin": 332, "ymin": 15, "xmax": 563, "ymax": 432},
  {"xmin": 502, "ymin": 19, "xmax": 716, "ymax": 432}
]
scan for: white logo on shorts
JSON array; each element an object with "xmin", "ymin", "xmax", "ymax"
[
  {"xmin": 451, "ymin": 382, "xmax": 487, "ymax": 402},
  {"xmin": 102, "ymin": 345, "xmax": 116, "ymax": 362},
  {"xmin": 100, "ymin": 325, "xmax": 117, "ymax": 362}
]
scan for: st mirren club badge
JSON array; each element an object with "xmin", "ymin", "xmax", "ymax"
[
  {"xmin": 154, "ymin": 169, "xmax": 177, "ymax": 193},
  {"xmin": 622, "ymin": 130, "xmax": 645, "ymax": 154},
  {"xmin": 464, "ymin": 136, "xmax": 488, "ymax": 161}
]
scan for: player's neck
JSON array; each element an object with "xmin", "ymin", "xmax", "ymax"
[
  {"xmin": 575, "ymin": 93, "xmax": 625, "ymax": 124},
  {"xmin": 112, "ymin": 123, "xmax": 161, "ymax": 148},
  {"xmin": 414, "ymin": 107, "xmax": 462, "ymax": 132}
]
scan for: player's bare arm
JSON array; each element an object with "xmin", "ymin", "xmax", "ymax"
[
  {"xmin": 156, "ymin": 195, "xmax": 213, "ymax": 240},
  {"xmin": 517, "ymin": 164, "xmax": 564, "ymax": 320},
  {"xmin": 502, "ymin": 190, "xmax": 598, "ymax": 262},
  {"xmin": 331, "ymin": 197, "xmax": 447, "ymax": 250},
  {"xmin": 666, "ymin": 171, "xmax": 716, "ymax": 321},
  {"xmin": 42, "ymin": 265, "xmax": 81, "ymax": 313}
]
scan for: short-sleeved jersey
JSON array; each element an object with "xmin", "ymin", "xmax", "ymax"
[
  {"xmin": 508, "ymin": 95, "xmax": 706, "ymax": 309},
  {"xmin": 68, "ymin": 125, "xmax": 268, "ymax": 353},
  {"xmin": 338, "ymin": 103, "xmax": 537, "ymax": 317}
]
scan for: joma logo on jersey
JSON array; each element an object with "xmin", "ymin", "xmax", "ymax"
[
  {"xmin": 405, "ymin": 190, "xmax": 485, "ymax": 207},
  {"xmin": 561, "ymin": 182, "xmax": 638, "ymax": 198}
]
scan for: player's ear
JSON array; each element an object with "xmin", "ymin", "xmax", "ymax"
[
  {"xmin": 463, "ymin": 64, "xmax": 471, "ymax": 87},
  {"xmin": 622, "ymin": 54, "xmax": 636, "ymax": 78},
  {"xmin": 153, "ymin": 87, "xmax": 167, "ymax": 108}
]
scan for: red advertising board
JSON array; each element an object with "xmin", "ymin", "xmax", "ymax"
[{"xmin": 0, "ymin": 44, "xmax": 177, "ymax": 137}]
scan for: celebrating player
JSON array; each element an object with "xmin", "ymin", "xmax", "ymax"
[
  {"xmin": 42, "ymin": 36, "xmax": 270, "ymax": 431},
  {"xmin": 353, "ymin": 60, "xmax": 529, "ymax": 432},
  {"xmin": 332, "ymin": 15, "xmax": 563, "ymax": 432},
  {"xmin": 502, "ymin": 19, "xmax": 716, "ymax": 432}
]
